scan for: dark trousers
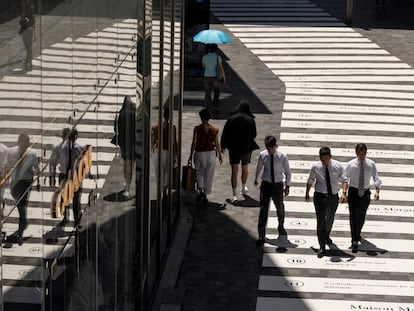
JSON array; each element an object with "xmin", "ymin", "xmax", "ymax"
[
  {"xmin": 348, "ymin": 187, "xmax": 370, "ymax": 243},
  {"xmin": 258, "ymin": 181, "xmax": 284, "ymax": 238},
  {"xmin": 204, "ymin": 77, "xmax": 221, "ymax": 110},
  {"xmin": 59, "ymin": 173, "xmax": 81, "ymax": 226},
  {"xmin": 22, "ymin": 28, "xmax": 33, "ymax": 66},
  {"xmin": 314, "ymin": 192, "xmax": 339, "ymax": 249},
  {"xmin": 11, "ymin": 179, "xmax": 33, "ymax": 236}
]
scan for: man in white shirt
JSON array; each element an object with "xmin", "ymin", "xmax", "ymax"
[
  {"xmin": 49, "ymin": 128, "xmax": 84, "ymax": 228},
  {"xmin": 49, "ymin": 127, "xmax": 71, "ymax": 185},
  {"xmin": 343, "ymin": 143, "xmax": 381, "ymax": 253},
  {"xmin": 5, "ymin": 134, "xmax": 39, "ymax": 245},
  {"xmin": 305, "ymin": 147, "xmax": 347, "ymax": 258},
  {"xmin": 254, "ymin": 136, "xmax": 291, "ymax": 246}
]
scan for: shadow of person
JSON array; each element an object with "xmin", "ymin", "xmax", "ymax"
[
  {"xmin": 266, "ymin": 234, "xmax": 299, "ymax": 253},
  {"xmin": 204, "ymin": 201, "xmax": 227, "ymax": 211},
  {"xmin": 359, "ymin": 237, "xmax": 388, "ymax": 256},
  {"xmin": 227, "ymin": 194, "xmax": 259, "ymax": 208},
  {"xmin": 103, "ymin": 190, "xmax": 134, "ymax": 202},
  {"xmin": 314, "ymin": 242, "xmax": 356, "ymax": 262}
]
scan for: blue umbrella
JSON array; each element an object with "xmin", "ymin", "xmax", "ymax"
[{"xmin": 193, "ymin": 29, "xmax": 232, "ymax": 44}]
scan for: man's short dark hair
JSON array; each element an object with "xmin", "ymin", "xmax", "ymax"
[
  {"xmin": 68, "ymin": 129, "xmax": 78, "ymax": 142},
  {"xmin": 264, "ymin": 135, "xmax": 277, "ymax": 148},
  {"xmin": 18, "ymin": 133, "xmax": 30, "ymax": 148},
  {"xmin": 206, "ymin": 43, "xmax": 218, "ymax": 53},
  {"xmin": 199, "ymin": 108, "xmax": 211, "ymax": 121},
  {"xmin": 319, "ymin": 147, "xmax": 331, "ymax": 157},
  {"xmin": 355, "ymin": 143, "xmax": 367, "ymax": 153},
  {"xmin": 62, "ymin": 127, "xmax": 71, "ymax": 139}
]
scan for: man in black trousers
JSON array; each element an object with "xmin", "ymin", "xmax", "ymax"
[
  {"xmin": 49, "ymin": 129, "xmax": 84, "ymax": 228},
  {"xmin": 344, "ymin": 143, "xmax": 381, "ymax": 253},
  {"xmin": 305, "ymin": 147, "xmax": 347, "ymax": 258},
  {"xmin": 254, "ymin": 136, "xmax": 291, "ymax": 246}
]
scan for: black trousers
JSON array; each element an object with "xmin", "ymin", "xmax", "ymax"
[
  {"xmin": 348, "ymin": 187, "xmax": 370, "ymax": 243},
  {"xmin": 314, "ymin": 192, "xmax": 339, "ymax": 249},
  {"xmin": 22, "ymin": 27, "xmax": 33, "ymax": 66},
  {"xmin": 258, "ymin": 181, "xmax": 284, "ymax": 238},
  {"xmin": 59, "ymin": 173, "xmax": 81, "ymax": 226},
  {"xmin": 11, "ymin": 179, "xmax": 33, "ymax": 236},
  {"xmin": 204, "ymin": 77, "xmax": 221, "ymax": 110}
]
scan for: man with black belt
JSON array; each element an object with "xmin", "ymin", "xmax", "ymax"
[
  {"xmin": 305, "ymin": 147, "xmax": 347, "ymax": 258},
  {"xmin": 344, "ymin": 143, "xmax": 381, "ymax": 253},
  {"xmin": 254, "ymin": 136, "xmax": 291, "ymax": 246}
]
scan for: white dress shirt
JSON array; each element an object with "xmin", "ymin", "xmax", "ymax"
[
  {"xmin": 5, "ymin": 146, "xmax": 39, "ymax": 186},
  {"xmin": 345, "ymin": 157, "xmax": 382, "ymax": 189},
  {"xmin": 255, "ymin": 149, "xmax": 291, "ymax": 186},
  {"xmin": 49, "ymin": 141, "xmax": 83, "ymax": 176},
  {"xmin": 307, "ymin": 159, "xmax": 347, "ymax": 194}
]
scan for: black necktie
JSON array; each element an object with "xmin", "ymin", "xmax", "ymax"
[
  {"xmin": 270, "ymin": 153, "xmax": 275, "ymax": 183},
  {"xmin": 358, "ymin": 160, "xmax": 365, "ymax": 197},
  {"xmin": 325, "ymin": 165, "xmax": 332, "ymax": 195}
]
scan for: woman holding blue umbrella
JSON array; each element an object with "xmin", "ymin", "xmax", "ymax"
[{"xmin": 202, "ymin": 43, "xmax": 226, "ymax": 115}]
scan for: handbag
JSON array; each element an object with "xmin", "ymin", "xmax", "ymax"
[{"xmin": 181, "ymin": 163, "xmax": 196, "ymax": 191}]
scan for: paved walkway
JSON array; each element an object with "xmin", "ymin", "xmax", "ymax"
[{"xmin": 177, "ymin": 0, "xmax": 414, "ymax": 310}]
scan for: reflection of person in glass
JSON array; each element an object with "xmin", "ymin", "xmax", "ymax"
[
  {"xmin": 114, "ymin": 96, "xmax": 136, "ymax": 199},
  {"xmin": 49, "ymin": 129, "xmax": 83, "ymax": 228},
  {"xmin": 19, "ymin": 0, "xmax": 35, "ymax": 71},
  {"xmin": 0, "ymin": 143, "xmax": 7, "ymax": 207},
  {"xmin": 5, "ymin": 134, "xmax": 39, "ymax": 245},
  {"xmin": 151, "ymin": 107, "xmax": 177, "ymax": 191},
  {"xmin": 188, "ymin": 109, "xmax": 223, "ymax": 204}
]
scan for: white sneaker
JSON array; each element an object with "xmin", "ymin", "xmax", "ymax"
[
  {"xmin": 240, "ymin": 186, "xmax": 248, "ymax": 195},
  {"xmin": 123, "ymin": 191, "xmax": 130, "ymax": 199},
  {"xmin": 230, "ymin": 195, "xmax": 238, "ymax": 204}
]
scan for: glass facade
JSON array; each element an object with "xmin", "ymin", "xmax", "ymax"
[{"xmin": 0, "ymin": 0, "xmax": 183, "ymax": 309}]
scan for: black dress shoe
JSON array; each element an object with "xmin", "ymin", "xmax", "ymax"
[
  {"xmin": 58, "ymin": 217, "xmax": 68, "ymax": 228},
  {"xmin": 256, "ymin": 237, "xmax": 265, "ymax": 246},
  {"xmin": 18, "ymin": 235, "xmax": 24, "ymax": 246},
  {"xmin": 351, "ymin": 242, "xmax": 358, "ymax": 253},
  {"xmin": 326, "ymin": 237, "xmax": 333, "ymax": 245},
  {"xmin": 317, "ymin": 248, "xmax": 325, "ymax": 258}
]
